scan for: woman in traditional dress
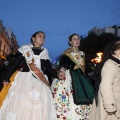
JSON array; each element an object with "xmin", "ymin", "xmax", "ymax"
[
  {"xmin": 0, "ymin": 31, "xmax": 57, "ymax": 120},
  {"xmin": 51, "ymin": 33, "xmax": 94, "ymax": 120},
  {"xmin": 89, "ymin": 41, "xmax": 120, "ymax": 120}
]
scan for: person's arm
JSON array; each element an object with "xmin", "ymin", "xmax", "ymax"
[
  {"xmin": 42, "ymin": 59, "xmax": 58, "ymax": 78},
  {"xmin": 3, "ymin": 53, "xmax": 24, "ymax": 82},
  {"xmin": 51, "ymin": 78, "xmax": 59, "ymax": 98},
  {"xmin": 6, "ymin": 54, "xmax": 11, "ymax": 61},
  {"xmin": 100, "ymin": 61, "xmax": 117, "ymax": 114},
  {"xmin": 57, "ymin": 55, "xmax": 74, "ymax": 80},
  {"xmin": 59, "ymin": 55, "xmax": 74, "ymax": 70},
  {"xmin": 0, "ymin": 61, "xmax": 6, "ymax": 70}
]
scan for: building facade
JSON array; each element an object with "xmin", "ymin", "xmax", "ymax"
[
  {"xmin": 88, "ymin": 25, "xmax": 120, "ymax": 37},
  {"xmin": 0, "ymin": 20, "xmax": 18, "ymax": 59}
]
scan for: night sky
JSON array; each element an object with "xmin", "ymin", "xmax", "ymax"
[{"xmin": 0, "ymin": 0, "xmax": 120, "ymax": 59}]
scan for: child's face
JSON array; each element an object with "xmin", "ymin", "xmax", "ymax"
[
  {"xmin": 69, "ymin": 35, "xmax": 80, "ymax": 48},
  {"xmin": 33, "ymin": 32, "xmax": 45, "ymax": 46}
]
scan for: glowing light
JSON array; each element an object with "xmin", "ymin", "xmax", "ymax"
[{"xmin": 91, "ymin": 52, "xmax": 103, "ymax": 63}]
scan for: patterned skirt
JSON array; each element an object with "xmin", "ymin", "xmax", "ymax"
[{"xmin": 51, "ymin": 70, "xmax": 92, "ymax": 120}]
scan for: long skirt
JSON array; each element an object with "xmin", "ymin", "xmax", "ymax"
[
  {"xmin": 51, "ymin": 70, "xmax": 92, "ymax": 120},
  {"xmin": 0, "ymin": 71, "xmax": 56, "ymax": 120}
]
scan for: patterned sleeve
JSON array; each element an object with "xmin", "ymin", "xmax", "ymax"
[{"xmin": 51, "ymin": 78, "xmax": 59, "ymax": 94}]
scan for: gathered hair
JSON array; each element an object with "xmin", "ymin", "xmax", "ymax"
[
  {"xmin": 68, "ymin": 33, "xmax": 80, "ymax": 46},
  {"xmin": 11, "ymin": 45, "xmax": 19, "ymax": 51},
  {"xmin": 30, "ymin": 31, "xmax": 45, "ymax": 44}
]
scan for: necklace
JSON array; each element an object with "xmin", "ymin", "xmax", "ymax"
[
  {"xmin": 32, "ymin": 46, "xmax": 41, "ymax": 49},
  {"xmin": 71, "ymin": 49, "xmax": 84, "ymax": 64}
]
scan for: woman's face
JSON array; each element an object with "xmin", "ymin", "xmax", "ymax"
[
  {"xmin": 115, "ymin": 50, "xmax": 120, "ymax": 57},
  {"xmin": 32, "ymin": 32, "xmax": 45, "ymax": 46},
  {"xmin": 69, "ymin": 35, "xmax": 80, "ymax": 48},
  {"xmin": 13, "ymin": 46, "xmax": 19, "ymax": 53}
]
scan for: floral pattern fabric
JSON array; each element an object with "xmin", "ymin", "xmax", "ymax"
[{"xmin": 51, "ymin": 70, "xmax": 92, "ymax": 120}]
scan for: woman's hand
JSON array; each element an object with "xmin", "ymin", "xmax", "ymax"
[{"xmin": 3, "ymin": 82, "xmax": 9, "ymax": 86}]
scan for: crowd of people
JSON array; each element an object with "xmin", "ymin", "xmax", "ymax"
[{"xmin": 0, "ymin": 31, "xmax": 120, "ymax": 120}]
